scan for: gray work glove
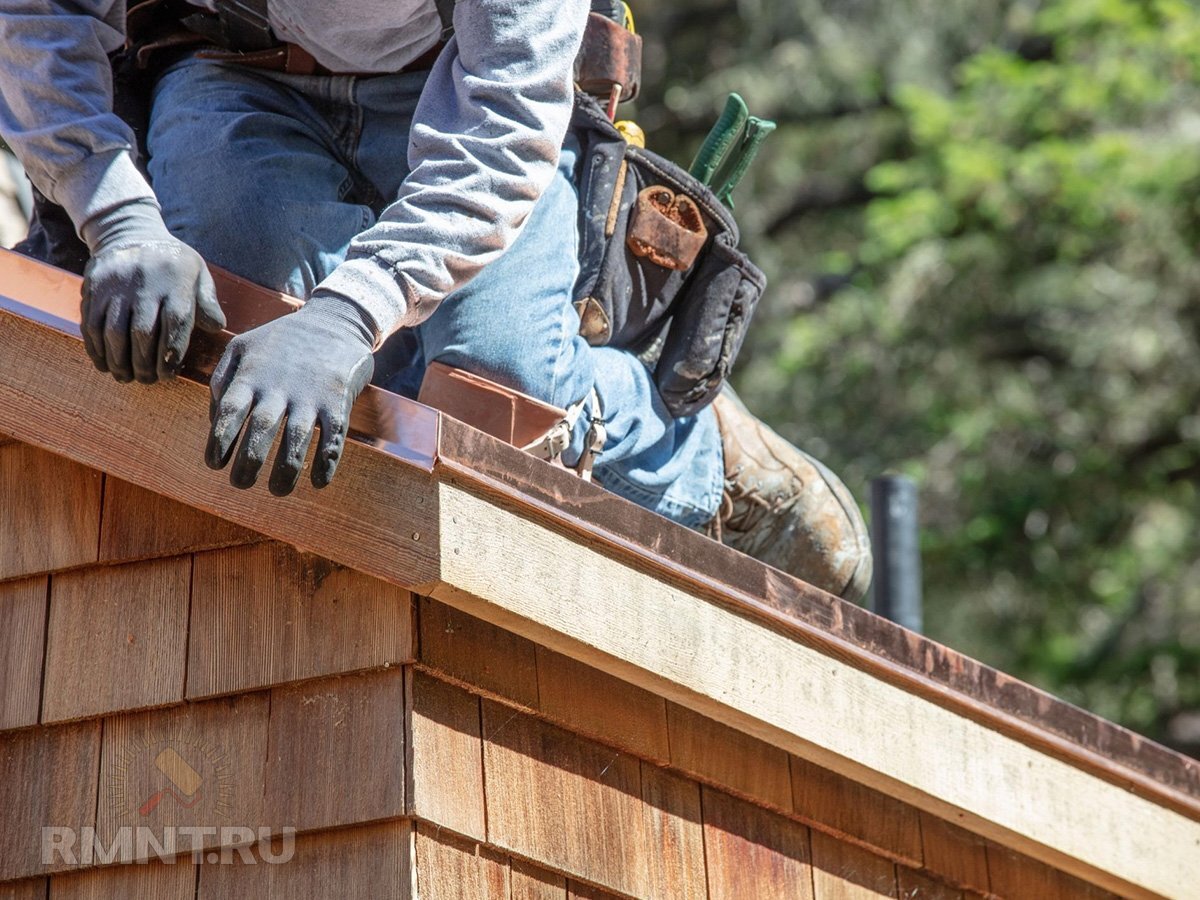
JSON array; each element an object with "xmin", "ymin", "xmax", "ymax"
[
  {"xmin": 81, "ymin": 200, "xmax": 226, "ymax": 383},
  {"xmin": 206, "ymin": 294, "xmax": 376, "ymax": 496}
]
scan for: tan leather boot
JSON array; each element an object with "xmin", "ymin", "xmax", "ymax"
[{"xmin": 709, "ymin": 388, "xmax": 872, "ymax": 602}]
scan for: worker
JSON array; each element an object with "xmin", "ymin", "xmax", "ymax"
[{"xmin": 0, "ymin": 0, "xmax": 872, "ymax": 601}]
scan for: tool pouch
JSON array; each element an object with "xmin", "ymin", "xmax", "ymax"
[
  {"xmin": 574, "ymin": 12, "xmax": 642, "ymax": 102},
  {"xmin": 571, "ymin": 94, "xmax": 766, "ymax": 418}
]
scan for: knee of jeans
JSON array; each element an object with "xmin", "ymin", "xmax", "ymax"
[
  {"xmin": 162, "ymin": 192, "xmax": 361, "ymax": 298},
  {"xmin": 148, "ymin": 102, "xmax": 365, "ymax": 293},
  {"xmin": 167, "ymin": 214, "xmax": 278, "ymax": 293},
  {"xmin": 157, "ymin": 187, "xmax": 296, "ymax": 292}
]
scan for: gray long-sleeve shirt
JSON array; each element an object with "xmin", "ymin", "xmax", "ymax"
[{"xmin": 0, "ymin": 0, "xmax": 588, "ymax": 341}]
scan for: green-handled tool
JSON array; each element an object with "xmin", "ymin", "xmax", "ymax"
[
  {"xmin": 688, "ymin": 93, "xmax": 749, "ymax": 187},
  {"xmin": 687, "ymin": 93, "xmax": 776, "ymax": 209},
  {"xmin": 713, "ymin": 115, "xmax": 776, "ymax": 209}
]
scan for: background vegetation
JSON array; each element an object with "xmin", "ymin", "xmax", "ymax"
[{"xmin": 634, "ymin": 0, "xmax": 1200, "ymax": 756}]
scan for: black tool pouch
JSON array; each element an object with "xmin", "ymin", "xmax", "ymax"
[{"xmin": 571, "ymin": 94, "xmax": 766, "ymax": 418}]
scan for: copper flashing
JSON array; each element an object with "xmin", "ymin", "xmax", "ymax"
[{"xmin": 0, "ymin": 250, "xmax": 438, "ymax": 471}]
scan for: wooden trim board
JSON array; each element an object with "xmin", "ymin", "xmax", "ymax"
[
  {"xmin": 0, "ymin": 303, "xmax": 440, "ymax": 590},
  {"xmin": 436, "ymin": 419, "xmax": 1200, "ymax": 812},
  {"xmin": 430, "ymin": 479, "xmax": 1200, "ymax": 899}
]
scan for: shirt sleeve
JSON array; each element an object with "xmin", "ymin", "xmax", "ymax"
[
  {"xmin": 0, "ymin": 1, "xmax": 160, "ymax": 235},
  {"xmin": 313, "ymin": 0, "xmax": 590, "ymax": 344}
]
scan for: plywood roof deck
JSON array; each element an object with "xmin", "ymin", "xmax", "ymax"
[{"xmin": 0, "ymin": 248, "xmax": 1198, "ymax": 899}]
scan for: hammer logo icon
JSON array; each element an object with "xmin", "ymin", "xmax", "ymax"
[{"xmin": 138, "ymin": 747, "xmax": 203, "ymax": 816}]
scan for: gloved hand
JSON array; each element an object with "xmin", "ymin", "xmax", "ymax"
[
  {"xmin": 206, "ymin": 294, "xmax": 377, "ymax": 496},
  {"xmin": 81, "ymin": 200, "xmax": 226, "ymax": 383}
]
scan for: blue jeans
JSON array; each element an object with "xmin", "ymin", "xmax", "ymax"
[{"xmin": 146, "ymin": 57, "xmax": 724, "ymax": 527}]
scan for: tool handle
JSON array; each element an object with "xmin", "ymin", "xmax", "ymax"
[
  {"xmin": 714, "ymin": 116, "xmax": 777, "ymax": 208},
  {"xmin": 687, "ymin": 93, "xmax": 749, "ymax": 186},
  {"xmin": 590, "ymin": 0, "xmax": 624, "ymax": 20}
]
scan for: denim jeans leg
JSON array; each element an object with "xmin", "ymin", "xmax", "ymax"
[
  {"xmin": 146, "ymin": 57, "xmax": 376, "ymax": 297},
  {"xmin": 147, "ymin": 59, "xmax": 430, "ymax": 392},
  {"xmin": 409, "ymin": 139, "xmax": 725, "ymax": 528},
  {"xmin": 589, "ymin": 348, "xmax": 725, "ymax": 528}
]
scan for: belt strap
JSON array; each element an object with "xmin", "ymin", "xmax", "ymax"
[{"xmin": 195, "ymin": 39, "xmax": 445, "ymax": 77}]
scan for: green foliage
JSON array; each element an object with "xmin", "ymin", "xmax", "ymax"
[{"xmin": 638, "ymin": 0, "xmax": 1200, "ymax": 753}]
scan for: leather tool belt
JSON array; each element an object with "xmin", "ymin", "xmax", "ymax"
[
  {"xmin": 191, "ymin": 41, "xmax": 444, "ymax": 79},
  {"xmin": 126, "ymin": 0, "xmax": 640, "ymax": 91},
  {"xmin": 125, "ymin": 0, "xmax": 442, "ymax": 78}
]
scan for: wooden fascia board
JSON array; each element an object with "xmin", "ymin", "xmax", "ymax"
[
  {"xmin": 429, "ymin": 477, "xmax": 1200, "ymax": 899},
  {"xmin": 0, "ymin": 256, "xmax": 441, "ymax": 590},
  {"xmin": 436, "ymin": 419, "xmax": 1200, "ymax": 818}
]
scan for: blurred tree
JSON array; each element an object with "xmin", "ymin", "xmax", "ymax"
[{"xmin": 634, "ymin": 0, "xmax": 1200, "ymax": 756}]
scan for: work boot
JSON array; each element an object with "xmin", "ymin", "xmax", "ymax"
[{"xmin": 708, "ymin": 387, "xmax": 872, "ymax": 602}]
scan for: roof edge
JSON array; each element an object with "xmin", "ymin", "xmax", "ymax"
[{"xmin": 2, "ymin": 248, "xmax": 1199, "ymax": 896}]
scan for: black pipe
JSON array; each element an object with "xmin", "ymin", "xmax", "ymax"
[{"xmin": 868, "ymin": 475, "xmax": 923, "ymax": 633}]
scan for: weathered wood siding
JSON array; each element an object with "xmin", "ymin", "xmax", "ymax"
[{"xmin": 0, "ymin": 437, "xmax": 1130, "ymax": 898}]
